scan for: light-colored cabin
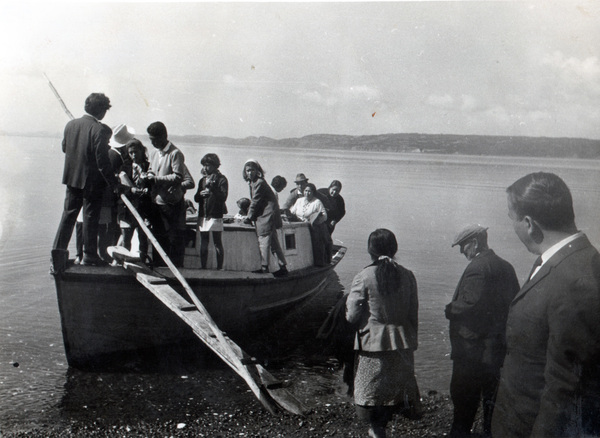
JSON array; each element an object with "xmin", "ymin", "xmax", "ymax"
[{"xmin": 184, "ymin": 218, "xmax": 314, "ymax": 272}]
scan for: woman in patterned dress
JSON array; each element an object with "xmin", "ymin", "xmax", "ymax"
[{"xmin": 346, "ymin": 228, "xmax": 421, "ymax": 438}]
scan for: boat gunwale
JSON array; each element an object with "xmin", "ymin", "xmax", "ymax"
[{"xmin": 55, "ymin": 245, "xmax": 347, "ymax": 286}]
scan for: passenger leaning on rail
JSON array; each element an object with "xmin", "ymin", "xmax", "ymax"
[{"xmin": 242, "ymin": 159, "xmax": 288, "ymax": 277}]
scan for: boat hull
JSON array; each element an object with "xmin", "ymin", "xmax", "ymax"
[{"xmin": 53, "ymin": 247, "xmax": 346, "ymax": 369}]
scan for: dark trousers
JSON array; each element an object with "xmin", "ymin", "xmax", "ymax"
[
  {"xmin": 149, "ymin": 200, "xmax": 186, "ymax": 267},
  {"xmin": 53, "ymin": 185, "xmax": 104, "ymax": 259},
  {"xmin": 450, "ymin": 359, "xmax": 499, "ymax": 437}
]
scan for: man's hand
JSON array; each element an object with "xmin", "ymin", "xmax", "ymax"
[{"xmin": 115, "ymin": 183, "xmax": 130, "ymax": 195}]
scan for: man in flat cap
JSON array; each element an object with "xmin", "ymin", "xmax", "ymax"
[
  {"xmin": 281, "ymin": 173, "xmax": 310, "ymax": 214},
  {"xmin": 445, "ymin": 224, "xmax": 519, "ymax": 437}
]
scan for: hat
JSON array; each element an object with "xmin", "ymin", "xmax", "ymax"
[
  {"xmin": 112, "ymin": 124, "xmax": 135, "ymax": 145},
  {"xmin": 294, "ymin": 173, "xmax": 309, "ymax": 183},
  {"xmin": 452, "ymin": 224, "xmax": 489, "ymax": 247}
]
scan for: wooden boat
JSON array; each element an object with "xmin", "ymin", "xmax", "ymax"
[{"xmin": 51, "ymin": 217, "xmax": 346, "ymax": 370}]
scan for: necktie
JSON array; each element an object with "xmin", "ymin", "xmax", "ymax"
[{"xmin": 528, "ymin": 256, "xmax": 543, "ymax": 280}]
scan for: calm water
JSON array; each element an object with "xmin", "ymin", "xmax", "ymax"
[{"xmin": 1, "ymin": 135, "xmax": 599, "ymax": 429}]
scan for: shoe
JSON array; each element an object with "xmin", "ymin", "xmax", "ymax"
[
  {"xmin": 81, "ymin": 256, "xmax": 109, "ymax": 267},
  {"xmin": 252, "ymin": 268, "xmax": 268, "ymax": 274},
  {"xmin": 273, "ymin": 266, "xmax": 288, "ymax": 277},
  {"xmin": 74, "ymin": 256, "xmax": 82, "ymax": 265}
]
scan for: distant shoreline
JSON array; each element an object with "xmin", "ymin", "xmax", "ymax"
[{"xmin": 4, "ymin": 132, "xmax": 600, "ymax": 160}]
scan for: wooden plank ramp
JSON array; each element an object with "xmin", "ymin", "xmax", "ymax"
[
  {"xmin": 117, "ymin": 195, "xmax": 305, "ymax": 416},
  {"xmin": 124, "ymin": 262, "xmax": 306, "ymax": 416}
]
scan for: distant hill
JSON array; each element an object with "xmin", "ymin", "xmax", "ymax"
[
  {"xmin": 172, "ymin": 133, "xmax": 600, "ymax": 159},
  {"xmin": 4, "ymin": 131, "xmax": 600, "ymax": 159}
]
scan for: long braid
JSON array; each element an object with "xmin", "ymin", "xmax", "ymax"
[
  {"xmin": 375, "ymin": 255, "xmax": 403, "ymax": 296},
  {"xmin": 369, "ymin": 229, "xmax": 402, "ymax": 296}
]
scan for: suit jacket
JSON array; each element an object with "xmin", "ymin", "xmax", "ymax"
[
  {"xmin": 247, "ymin": 178, "xmax": 282, "ymax": 236},
  {"xmin": 446, "ymin": 249, "xmax": 520, "ymax": 365},
  {"xmin": 61, "ymin": 114, "xmax": 116, "ymax": 190},
  {"xmin": 346, "ymin": 264, "xmax": 419, "ymax": 352},
  {"xmin": 492, "ymin": 235, "xmax": 600, "ymax": 437}
]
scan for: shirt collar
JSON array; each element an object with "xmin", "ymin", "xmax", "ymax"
[
  {"xmin": 84, "ymin": 113, "xmax": 100, "ymax": 123},
  {"xmin": 539, "ymin": 231, "xmax": 583, "ymax": 266},
  {"xmin": 159, "ymin": 141, "xmax": 173, "ymax": 156}
]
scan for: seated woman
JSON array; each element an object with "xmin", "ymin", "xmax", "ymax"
[
  {"xmin": 194, "ymin": 153, "xmax": 228, "ymax": 270},
  {"xmin": 243, "ymin": 159, "xmax": 288, "ymax": 277},
  {"xmin": 289, "ymin": 183, "xmax": 331, "ymax": 266}
]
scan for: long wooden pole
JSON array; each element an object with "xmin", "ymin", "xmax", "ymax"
[{"xmin": 44, "ymin": 73, "xmax": 75, "ymax": 120}]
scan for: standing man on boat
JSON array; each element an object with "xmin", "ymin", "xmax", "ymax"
[
  {"xmin": 52, "ymin": 93, "xmax": 126, "ymax": 268},
  {"xmin": 492, "ymin": 172, "xmax": 600, "ymax": 437},
  {"xmin": 142, "ymin": 121, "xmax": 189, "ymax": 267},
  {"xmin": 445, "ymin": 224, "xmax": 519, "ymax": 437}
]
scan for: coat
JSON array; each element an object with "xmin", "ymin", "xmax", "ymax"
[
  {"xmin": 61, "ymin": 114, "xmax": 117, "ymax": 190},
  {"xmin": 247, "ymin": 177, "xmax": 282, "ymax": 236},
  {"xmin": 346, "ymin": 263, "xmax": 418, "ymax": 352},
  {"xmin": 445, "ymin": 249, "xmax": 520, "ymax": 366},
  {"xmin": 492, "ymin": 235, "xmax": 600, "ymax": 437},
  {"xmin": 194, "ymin": 171, "xmax": 228, "ymax": 218}
]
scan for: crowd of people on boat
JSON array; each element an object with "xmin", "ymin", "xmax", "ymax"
[
  {"xmin": 50, "ymin": 93, "xmax": 346, "ymax": 274},
  {"xmin": 50, "ymin": 93, "xmax": 600, "ymax": 438}
]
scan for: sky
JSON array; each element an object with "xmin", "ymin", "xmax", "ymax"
[{"xmin": 1, "ymin": 1, "xmax": 600, "ymax": 140}]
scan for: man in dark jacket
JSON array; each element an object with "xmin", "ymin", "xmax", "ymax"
[
  {"xmin": 445, "ymin": 224, "xmax": 520, "ymax": 437},
  {"xmin": 492, "ymin": 172, "xmax": 600, "ymax": 437},
  {"xmin": 52, "ymin": 93, "xmax": 123, "ymax": 267}
]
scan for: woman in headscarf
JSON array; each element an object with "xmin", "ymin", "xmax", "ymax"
[
  {"xmin": 194, "ymin": 153, "xmax": 228, "ymax": 270},
  {"xmin": 346, "ymin": 228, "xmax": 421, "ymax": 438},
  {"xmin": 289, "ymin": 183, "xmax": 330, "ymax": 266},
  {"xmin": 318, "ymin": 179, "xmax": 346, "ymax": 234},
  {"xmin": 242, "ymin": 159, "xmax": 287, "ymax": 277}
]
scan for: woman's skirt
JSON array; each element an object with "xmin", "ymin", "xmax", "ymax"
[
  {"xmin": 353, "ymin": 349, "xmax": 416, "ymax": 408},
  {"xmin": 198, "ymin": 217, "xmax": 224, "ymax": 232}
]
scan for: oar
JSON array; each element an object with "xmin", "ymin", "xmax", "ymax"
[{"xmin": 119, "ymin": 194, "xmax": 279, "ymax": 413}]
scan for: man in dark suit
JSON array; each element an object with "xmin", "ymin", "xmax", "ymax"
[
  {"xmin": 445, "ymin": 224, "xmax": 520, "ymax": 437},
  {"xmin": 52, "ymin": 93, "xmax": 123, "ymax": 267},
  {"xmin": 492, "ymin": 172, "xmax": 600, "ymax": 437}
]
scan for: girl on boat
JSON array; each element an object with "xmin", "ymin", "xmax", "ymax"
[
  {"xmin": 194, "ymin": 153, "xmax": 228, "ymax": 270},
  {"xmin": 345, "ymin": 228, "xmax": 421, "ymax": 438},
  {"xmin": 288, "ymin": 183, "xmax": 330, "ymax": 267},
  {"xmin": 242, "ymin": 159, "xmax": 288, "ymax": 277}
]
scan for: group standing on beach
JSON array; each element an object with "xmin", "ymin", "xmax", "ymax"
[
  {"xmin": 339, "ymin": 171, "xmax": 600, "ymax": 438},
  {"xmin": 51, "ymin": 93, "xmax": 600, "ymax": 438}
]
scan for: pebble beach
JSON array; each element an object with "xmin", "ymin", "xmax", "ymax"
[{"xmin": 0, "ymin": 366, "xmax": 483, "ymax": 438}]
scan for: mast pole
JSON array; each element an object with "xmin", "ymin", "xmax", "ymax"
[{"xmin": 43, "ymin": 73, "xmax": 75, "ymax": 120}]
